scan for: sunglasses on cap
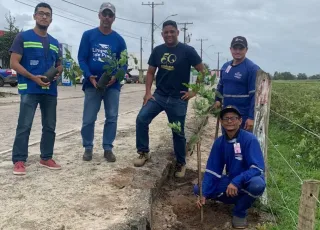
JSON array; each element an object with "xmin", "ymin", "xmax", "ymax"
[{"xmin": 101, "ymin": 10, "xmax": 114, "ymax": 18}]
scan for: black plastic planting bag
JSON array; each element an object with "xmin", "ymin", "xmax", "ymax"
[{"xmin": 42, "ymin": 66, "xmax": 59, "ymax": 83}]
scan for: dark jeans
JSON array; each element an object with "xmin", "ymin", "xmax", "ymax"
[
  {"xmin": 136, "ymin": 93, "xmax": 188, "ymax": 164},
  {"xmin": 12, "ymin": 94, "xmax": 57, "ymax": 163},
  {"xmin": 81, "ymin": 87, "xmax": 120, "ymax": 151},
  {"xmin": 194, "ymin": 175, "xmax": 266, "ymax": 218}
]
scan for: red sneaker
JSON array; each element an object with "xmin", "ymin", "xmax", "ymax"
[
  {"xmin": 40, "ymin": 159, "xmax": 61, "ymax": 170},
  {"xmin": 13, "ymin": 161, "xmax": 26, "ymax": 175}
]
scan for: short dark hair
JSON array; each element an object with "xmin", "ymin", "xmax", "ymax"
[
  {"xmin": 162, "ymin": 20, "xmax": 177, "ymax": 29},
  {"xmin": 34, "ymin": 2, "xmax": 52, "ymax": 14}
]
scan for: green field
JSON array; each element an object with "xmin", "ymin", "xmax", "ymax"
[{"xmin": 266, "ymin": 80, "xmax": 320, "ymax": 230}]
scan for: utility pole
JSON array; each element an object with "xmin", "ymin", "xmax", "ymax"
[
  {"xmin": 142, "ymin": 2, "xmax": 164, "ymax": 52},
  {"xmin": 215, "ymin": 52, "xmax": 222, "ymax": 77},
  {"xmin": 196, "ymin": 39, "xmax": 208, "ymax": 59},
  {"xmin": 177, "ymin": 22, "xmax": 193, "ymax": 44},
  {"xmin": 139, "ymin": 37, "xmax": 144, "ymax": 83}
]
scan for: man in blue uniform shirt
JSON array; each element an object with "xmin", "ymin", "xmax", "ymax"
[
  {"xmin": 195, "ymin": 106, "xmax": 266, "ymax": 229},
  {"xmin": 133, "ymin": 20, "xmax": 205, "ymax": 178},
  {"xmin": 78, "ymin": 2, "xmax": 127, "ymax": 162},
  {"xmin": 214, "ymin": 36, "xmax": 260, "ymax": 132},
  {"xmin": 10, "ymin": 2, "xmax": 62, "ymax": 175}
]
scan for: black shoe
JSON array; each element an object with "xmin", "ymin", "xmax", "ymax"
[
  {"xmin": 83, "ymin": 149, "xmax": 93, "ymax": 161},
  {"xmin": 104, "ymin": 150, "xmax": 116, "ymax": 162}
]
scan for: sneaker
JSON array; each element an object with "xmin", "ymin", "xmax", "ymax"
[
  {"xmin": 104, "ymin": 150, "xmax": 116, "ymax": 162},
  {"xmin": 40, "ymin": 159, "xmax": 61, "ymax": 170},
  {"xmin": 133, "ymin": 152, "xmax": 150, "ymax": 167},
  {"xmin": 174, "ymin": 163, "xmax": 186, "ymax": 178},
  {"xmin": 83, "ymin": 149, "xmax": 93, "ymax": 161},
  {"xmin": 13, "ymin": 161, "xmax": 26, "ymax": 175},
  {"xmin": 232, "ymin": 216, "xmax": 247, "ymax": 229}
]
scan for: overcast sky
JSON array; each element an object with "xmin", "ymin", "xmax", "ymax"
[{"xmin": 0, "ymin": 0, "xmax": 319, "ymax": 75}]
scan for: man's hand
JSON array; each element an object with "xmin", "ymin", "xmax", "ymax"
[
  {"xmin": 213, "ymin": 101, "xmax": 221, "ymax": 109},
  {"xmin": 244, "ymin": 118, "xmax": 254, "ymax": 131},
  {"xmin": 53, "ymin": 66, "xmax": 62, "ymax": 81},
  {"xmin": 226, "ymin": 183, "xmax": 238, "ymax": 197},
  {"xmin": 89, "ymin": 75, "xmax": 97, "ymax": 88},
  {"xmin": 180, "ymin": 91, "xmax": 196, "ymax": 101},
  {"xmin": 143, "ymin": 92, "xmax": 155, "ymax": 106},
  {"xmin": 107, "ymin": 76, "xmax": 116, "ymax": 87},
  {"xmin": 196, "ymin": 196, "xmax": 206, "ymax": 209},
  {"xmin": 32, "ymin": 75, "xmax": 50, "ymax": 87}
]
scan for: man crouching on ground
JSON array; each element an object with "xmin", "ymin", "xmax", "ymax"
[
  {"xmin": 195, "ymin": 106, "xmax": 266, "ymax": 229},
  {"xmin": 133, "ymin": 20, "xmax": 205, "ymax": 178}
]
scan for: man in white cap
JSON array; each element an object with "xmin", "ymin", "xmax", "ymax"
[{"xmin": 78, "ymin": 2, "xmax": 127, "ymax": 162}]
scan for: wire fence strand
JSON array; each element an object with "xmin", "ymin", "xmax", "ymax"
[
  {"xmin": 267, "ymin": 137, "xmax": 304, "ymax": 184},
  {"xmin": 270, "ymin": 109, "xmax": 320, "ymax": 140},
  {"xmin": 269, "ymin": 170, "xmax": 298, "ymax": 228}
]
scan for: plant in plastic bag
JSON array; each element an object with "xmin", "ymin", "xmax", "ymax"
[{"xmin": 96, "ymin": 49, "xmax": 129, "ymax": 91}]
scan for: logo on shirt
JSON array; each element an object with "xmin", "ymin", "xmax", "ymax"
[
  {"xmin": 234, "ymin": 72, "xmax": 242, "ymax": 79},
  {"xmin": 30, "ymin": 60, "xmax": 39, "ymax": 66},
  {"xmin": 160, "ymin": 53, "xmax": 177, "ymax": 71},
  {"xmin": 92, "ymin": 43, "xmax": 112, "ymax": 62}
]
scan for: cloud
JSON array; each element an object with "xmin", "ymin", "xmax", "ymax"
[{"xmin": 1, "ymin": 0, "xmax": 319, "ymax": 75}]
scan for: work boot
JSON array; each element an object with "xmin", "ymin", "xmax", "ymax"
[
  {"xmin": 174, "ymin": 163, "xmax": 186, "ymax": 178},
  {"xmin": 133, "ymin": 152, "xmax": 150, "ymax": 167},
  {"xmin": 83, "ymin": 149, "xmax": 93, "ymax": 161},
  {"xmin": 232, "ymin": 216, "xmax": 247, "ymax": 229},
  {"xmin": 104, "ymin": 150, "xmax": 116, "ymax": 162}
]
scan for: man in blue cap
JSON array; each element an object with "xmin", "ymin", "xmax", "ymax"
[
  {"xmin": 214, "ymin": 36, "xmax": 260, "ymax": 132},
  {"xmin": 195, "ymin": 105, "xmax": 266, "ymax": 229}
]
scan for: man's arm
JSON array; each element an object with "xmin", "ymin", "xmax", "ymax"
[
  {"xmin": 78, "ymin": 31, "xmax": 93, "ymax": 79},
  {"xmin": 202, "ymin": 138, "xmax": 224, "ymax": 197},
  {"xmin": 231, "ymin": 137, "xmax": 265, "ymax": 188},
  {"xmin": 215, "ymin": 70, "xmax": 223, "ymax": 103},
  {"xmin": 145, "ymin": 66, "xmax": 156, "ymax": 95},
  {"xmin": 9, "ymin": 33, "xmax": 34, "ymax": 80},
  {"xmin": 248, "ymin": 65, "xmax": 260, "ymax": 120},
  {"xmin": 194, "ymin": 63, "xmax": 206, "ymax": 83}
]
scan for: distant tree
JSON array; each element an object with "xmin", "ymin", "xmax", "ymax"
[
  {"xmin": 297, "ymin": 73, "xmax": 308, "ymax": 80},
  {"xmin": 203, "ymin": 62, "xmax": 210, "ymax": 70},
  {"xmin": 309, "ymin": 74, "xmax": 320, "ymax": 80},
  {"xmin": 0, "ymin": 12, "xmax": 20, "ymax": 68}
]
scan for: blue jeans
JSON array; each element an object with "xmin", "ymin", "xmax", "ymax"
[
  {"xmin": 12, "ymin": 94, "xmax": 57, "ymax": 163},
  {"xmin": 136, "ymin": 93, "xmax": 188, "ymax": 164},
  {"xmin": 194, "ymin": 175, "xmax": 265, "ymax": 218},
  {"xmin": 81, "ymin": 87, "xmax": 120, "ymax": 151}
]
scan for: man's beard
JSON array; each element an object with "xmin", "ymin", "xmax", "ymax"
[{"xmin": 36, "ymin": 23, "xmax": 48, "ymax": 31}]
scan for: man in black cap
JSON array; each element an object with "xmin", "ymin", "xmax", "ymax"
[
  {"xmin": 214, "ymin": 36, "xmax": 260, "ymax": 132},
  {"xmin": 133, "ymin": 20, "xmax": 205, "ymax": 178},
  {"xmin": 195, "ymin": 105, "xmax": 266, "ymax": 229}
]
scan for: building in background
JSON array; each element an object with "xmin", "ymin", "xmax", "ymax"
[{"xmin": 128, "ymin": 52, "xmax": 148, "ymax": 77}]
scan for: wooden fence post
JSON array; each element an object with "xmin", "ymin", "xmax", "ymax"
[
  {"xmin": 297, "ymin": 180, "xmax": 320, "ymax": 230},
  {"xmin": 253, "ymin": 70, "xmax": 272, "ymax": 204}
]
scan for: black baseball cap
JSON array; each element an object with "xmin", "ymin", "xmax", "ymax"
[
  {"xmin": 220, "ymin": 105, "xmax": 242, "ymax": 118},
  {"xmin": 163, "ymin": 20, "xmax": 178, "ymax": 29},
  {"xmin": 230, "ymin": 36, "xmax": 248, "ymax": 48}
]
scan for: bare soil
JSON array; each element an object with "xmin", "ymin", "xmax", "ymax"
[{"xmin": 152, "ymin": 115, "xmax": 274, "ymax": 230}]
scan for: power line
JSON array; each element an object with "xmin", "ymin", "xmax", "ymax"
[
  {"xmin": 270, "ymin": 109, "xmax": 320, "ymax": 140},
  {"xmin": 142, "ymin": 2, "xmax": 164, "ymax": 52},
  {"xmin": 15, "ymin": 0, "xmax": 146, "ymax": 41},
  {"xmin": 30, "ymin": 0, "xmax": 150, "ymax": 40},
  {"xmin": 62, "ymin": 0, "xmax": 151, "ymax": 25}
]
